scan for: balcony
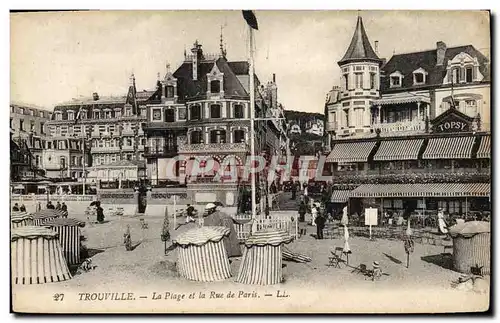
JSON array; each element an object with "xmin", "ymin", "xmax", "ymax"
[
  {"xmin": 121, "ymin": 145, "xmax": 135, "ymax": 152},
  {"xmin": 121, "ymin": 128, "xmax": 135, "ymax": 136},
  {"xmin": 374, "ymin": 121, "xmax": 425, "ymax": 134},
  {"xmin": 178, "ymin": 142, "xmax": 248, "ymax": 154},
  {"xmin": 90, "ymin": 146, "xmax": 121, "ymax": 153},
  {"xmin": 144, "ymin": 145, "xmax": 178, "ymax": 158}
]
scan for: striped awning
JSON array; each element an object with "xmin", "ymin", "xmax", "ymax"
[
  {"xmin": 373, "ymin": 93, "xmax": 431, "ymax": 106},
  {"xmin": 422, "ymin": 137, "xmax": 475, "ymax": 159},
  {"xmin": 42, "ymin": 218, "xmax": 86, "ymax": 227},
  {"xmin": 331, "ymin": 190, "xmax": 351, "ymax": 203},
  {"xmin": 373, "ymin": 139, "xmax": 424, "ymax": 161},
  {"xmin": 326, "ymin": 141, "xmax": 377, "ymax": 163},
  {"xmin": 476, "ymin": 136, "xmax": 490, "ymax": 159},
  {"xmin": 11, "ymin": 226, "xmax": 59, "ymax": 241},
  {"xmin": 174, "ymin": 226, "xmax": 230, "ymax": 246},
  {"xmin": 244, "ymin": 229, "xmax": 293, "ymax": 247},
  {"xmin": 351, "ymin": 183, "xmax": 490, "ymax": 198}
]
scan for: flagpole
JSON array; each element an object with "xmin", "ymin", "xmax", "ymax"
[{"xmin": 249, "ymin": 26, "xmax": 257, "ymax": 220}]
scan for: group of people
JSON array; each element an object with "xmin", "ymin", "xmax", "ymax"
[
  {"xmin": 12, "ymin": 203, "xmax": 26, "ymax": 212},
  {"xmin": 297, "ymin": 197, "xmax": 328, "ymax": 240}
]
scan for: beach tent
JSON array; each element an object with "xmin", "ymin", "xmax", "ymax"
[
  {"xmin": 174, "ymin": 226, "xmax": 232, "ymax": 282},
  {"xmin": 11, "ymin": 226, "xmax": 72, "ymax": 284},
  {"xmin": 237, "ymin": 229, "xmax": 293, "ymax": 285},
  {"xmin": 11, "ymin": 211, "xmax": 34, "ymax": 228},
  {"xmin": 43, "ymin": 218, "xmax": 86, "ymax": 266},
  {"xmin": 32, "ymin": 209, "xmax": 64, "ymax": 226}
]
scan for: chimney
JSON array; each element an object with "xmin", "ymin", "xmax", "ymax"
[
  {"xmin": 190, "ymin": 40, "xmax": 203, "ymax": 81},
  {"xmin": 273, "ymin": 73, "xmax": 276, "ymax": 83},
  {"xmin": 92, "ymin": 92, "xmax": 99, "ymax": 101},
  {"xmin": 374, "ymin": 41, "xmax": 379, "ymax": 55},
  {"xmin": 436, "ymin": 41, "xmax": 447, "ymax": 66}
]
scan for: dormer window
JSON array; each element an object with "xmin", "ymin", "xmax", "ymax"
[
  {"xmin": 67, "ymin": 111, "xmax": 74, "ymax": 120},
  {"xmin": 452, "ymin": 68, "xmax": 460, "ymax": 84},
  {"xmin": 166, "ymin": 85, "xmax": 174, "ymax": 98},
  {"xmin": 465, "ymin": 66, "xmax": 474, "ymax": 83},
  {"xmin": 210, "ymin": 80, "xmax": 221, "ymax": 93},
  {"xmin": 390, "ymin": 71, "xmax": 403, "ymax": 88},
  {"xmin": 93, "ymin": 111, "xmax": 100, "ymax": 119},
  {"xmin": 55, "ymin": 112, "xmax": 62, "ymax": 121},
  {"xmin": 413, "ymin": 68, "xmax": 427, "ymax": 85}
]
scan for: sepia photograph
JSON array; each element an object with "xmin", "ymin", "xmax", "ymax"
[{"xmin": 9, "ymin": 9, "xmax": 491, "ymax": 313}]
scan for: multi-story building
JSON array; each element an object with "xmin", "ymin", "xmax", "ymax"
[
  {"xmin": 49, "ymin": 77, "xmax": 159, "ymax": 182},
  {"xmin": 143, "ymin": 40, "xmax": 288, "ymax": 206},
  {"xmin": 324, "ymin": 16, "xmax": 490, "ymax": 218},
  {"xmin": 10, "ymin": 103, "xmax": 52, "ymax": 181}
]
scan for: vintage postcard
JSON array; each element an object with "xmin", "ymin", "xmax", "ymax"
[{"xmin": 9, "ymin": 9, "xmax": 491, "ymax": 313}]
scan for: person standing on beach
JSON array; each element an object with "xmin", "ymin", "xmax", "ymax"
[
  {"xmin": 96, "ymin": 201, "xmax": 105, "ymax": 223},
  {"xmin": 315, "ymin": 213, "xmax": 326, "ymax": 239},
  {"xmin": 298, "ymin": 200, "xmax": 307, "ymax": 222}
]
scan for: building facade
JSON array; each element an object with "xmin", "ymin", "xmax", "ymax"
[
  {"xmin": 324, "ymin": 16, "xmax": 490, "ymax": 219},
  {"xmin": 10, "ymin": 103, "xmax": 53, "ymax": 181},
  {"xmin": 48, "ymin": 77, "xmax": 159, "ymax": 182},
  {"xmin": 143, "ymin": 41, "xmax": 288, "ymax": 206}
]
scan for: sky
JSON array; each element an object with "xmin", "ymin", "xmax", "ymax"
[{"xmin": 10, "ymin": 10, "xmax": 490, "ymax": 113}]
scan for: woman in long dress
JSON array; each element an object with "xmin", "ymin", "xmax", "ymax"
[{"xmin": 437, "ymin": 208, "xmax": 448, "ymax": 234}]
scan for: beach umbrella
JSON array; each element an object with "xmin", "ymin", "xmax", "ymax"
[{"xmin": 343, "ymin": 225, "xmax": 351, "ymax": 265}]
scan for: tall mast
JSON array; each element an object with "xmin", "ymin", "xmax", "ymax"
[{"xmin": 249, "ymin": 27, "xmax": 257, "ymax": 220}]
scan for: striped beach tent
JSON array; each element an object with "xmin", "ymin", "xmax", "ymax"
[
  {"xmin": 237, "ymin": 229, "xmax": 293, "ymax": 285},
  {"xmin": 173, "ymin": 226, "xmax": 232, "ymax": 282},
  {"xmin": 32, "ymin": 209, "xmax": 64, "ymax": 226},
  {"xmin": 11, "ymin": 211, "xmax": 34, "ymax": 228},
  {"xmin": 42, "ymin": 218, "xmax": 86, "ymax": 266},
  {"xmin": 11, "ymin": 226, "xmax": 72, "ymax": 285}
]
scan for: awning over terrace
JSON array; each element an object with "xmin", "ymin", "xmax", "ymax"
[{"xmin": 350, "ymin": 183, "xmax": 490, "ymax": 198}]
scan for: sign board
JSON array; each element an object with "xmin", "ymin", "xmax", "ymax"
[
  {"xmin": 431, "ymin": 107, "xmax": 473, "ymax": 133},
  {"xmin": 365, "ymin": 208, "xmax": 378, "ymax": 226}
]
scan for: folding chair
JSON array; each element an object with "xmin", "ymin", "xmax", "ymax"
[
  {"xmin": 351, "ymin": 263, "xmax": 369, "ymax": 275},
  {"xmin": 327, "ymin": 247, "xmax": 346, "ymax": 268}
]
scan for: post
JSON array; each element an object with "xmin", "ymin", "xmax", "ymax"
[
  {"xmin": 82, "ymin": 130, "xmax": 86, "ymax": 196},
  {"xmin": 465, "ymin": 196, "xmax": 468, "ymax": 218},
  {"xmin": 173, "ymin": 195, "xmax": 177, "ymax": 230},
  {"xmin": 369, "ymin": 224, "xmax": 372, "ymax": 240},
  {"xmin": 249, "ymin": 26, "xmax": 257, "ymax": 220},
  {"xmin": 407, "ymin": 252, "xmax": 410, "ymax": 268}
]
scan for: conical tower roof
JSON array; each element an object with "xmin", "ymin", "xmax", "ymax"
[{"xmin": 338, "ymin": 16, "xmax": 381, "ymax": 65}]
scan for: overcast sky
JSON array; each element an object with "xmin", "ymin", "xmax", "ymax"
[{"xmin": 10, "ymin": 10, "xmax": 489, "ymax": 113}]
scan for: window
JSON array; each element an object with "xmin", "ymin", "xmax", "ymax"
[
  {"xmin": 210, "ymin": 80, "xmax": 221, "ymax": 93},
  {"xmin": 10, "ymin": 118, "xmax": 13, "ymax": 129},
  {"xmin": 94, "ymin": 111, "xmax": 100, "ymax": 119},
  {"xmin": 40, "ymin": 122, "xmax": 45, "ymax": 134},
  {"xmin": 67, "ymin": 111, "xmax": 74, "ymax": 120},
  {"xmin": 30, "ymin": 120, "xmax": 35, "ymax": 132},
  {"xmin": 210, "ymin": 104, "xmax": 221, "ymax": 119},
  {"xmin": 343, "ymin": 74, "xmax": 349, "ymax": 90},
  {"xmin": 466, "ymin": 67, "xmax": 474, "ymax": 83},
  {"xmin": 190, "ymin": 130, "xmax": 203, "ymax": 144},
  {"xmin": 234, "ymin": 104, "xmax": 244, "ymax": 118},
  {"xmin": 354, "ymin": 73, "xmax": 363, "ymax": 89},
  {"xmin": 370, "ymin": 73, "xmax": 377, "ymax": 89},
  {"xmin": 79, "ymin": 157, "xmax": 83, "ymax": 166},
  {"xmin": 19, "ymin": 119, "xmax": 24, "ymax": 131},
  {"xmin": 19, "ymin": 108, "xmax": 24, "ymax": 114},
  {"xmin": 234, "ymin": 130, "xmax": 245, "ymax": 143},
  {"xmin": 390, "ymin": 76, "xmax": 401, "ymax": 87},
  {"xmin": 344, "ymin": 109, "xmax": 349, "ymax": 127},
  {"xmin": 124, "ymin": 107, "xmax": 132, "ymax": 117},
  {"xmin": 452, "ymin": 68, "xmax": 460, "ymax": 84},
  {"xmin": 414, "ymin": 73, "xmax": 424, "ymax": 84},
  {"xmin": 190, "ymin": 105, "xmax": 201, "ymax": 120},
  {"xmin": 152, "ymin": 109, "xmax": 162, "ymax": 121},
  {"xmin": 72, "ymin": 156, "xmax": 77, "ymax": 165},
  {"xmin": 35, "ymin": 156, "xmax": 40, "ymax": 167},
  {"xmin": 115, "ymin": 110, "xmax": 121, "ymax": 118},
  {"xmin": 60, "ymin": 157, "xmax": 66, "ymax": 169},
  {"xmin": 166, "ymin": 85, "xmax": 174, "ymax": 98},
  {"xmin": 39, "ymin": 111, "xmax": 44, "ymax": 118},
  {"xmin": 210, "ymin": 130, "xmax": 226, "ymax": 143},
  {"xmin": 165, "ymin": 109, "xmax": 175, "ymax": 122}
]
